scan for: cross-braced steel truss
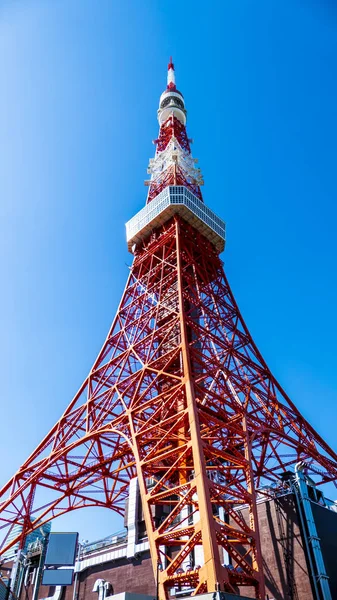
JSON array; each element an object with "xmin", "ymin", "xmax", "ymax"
[{"xmin": 1, "ymin": 217, "xmax": 337, "ymax": 600}]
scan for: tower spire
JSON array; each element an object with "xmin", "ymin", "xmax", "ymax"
[
  {"xmin": 167, "ymin": 56, "xmax": 176, "ymax": 90},
  {"xmin": 0, "ymin": 57, "xmax": 336, "ymax": 600},
  {"xmin": 145, "ymin": 60, "xmax": 204, "ymax": 204}
]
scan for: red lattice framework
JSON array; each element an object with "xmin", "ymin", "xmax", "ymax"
[
  {"xmin": 147, "ymin": 115, "xmax": 203, "ymax": 203},
  {"xmin": 0, "ymin": 217, "xmax": 336, "ymax": 600},
  {"xmin": 155, "ymin": 115, "xmax": 191, "ymax": 153}
]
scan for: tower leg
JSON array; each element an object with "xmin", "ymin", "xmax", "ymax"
[
  {"xmin": 243, "ymin": 416, "xmax": 265, "ymax": 599},
  {"xmin": 176, "ymin": 219, "xmax": 228, "ymax": 595}
]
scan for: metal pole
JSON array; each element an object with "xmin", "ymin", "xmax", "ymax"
[
  {"xmin": 294, "ymin": 463, "xmax": 332, "ymax": 600},
  {"xmin": 72, "ymin": 542, "xmax": 81, "ymax": 600},
  {"xmin": 72, "ymin": 539, "xmax": 87, "ymax": 600},
  {"xmin": 31, "ymin": 543, "xmax": 44, "ymax": 600},
  {"xmin": 5, "ymin": 578, "xmax": 11, "ymax": 600},
  {"xmin": 156, "ymin": 560, "xmax": 161, "ymax": 600}
]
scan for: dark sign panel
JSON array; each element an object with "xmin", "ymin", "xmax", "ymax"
[
  {"xmin": 44, "ymin": 532, "xmax": 78, "ymax": 566},
  {"xmin": 42, "ymin": 569, "xmax": 74, "ymax": 586}
]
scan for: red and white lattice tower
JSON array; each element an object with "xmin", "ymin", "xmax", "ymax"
[{"xmin": 1, "ymin": 59, "xmax": 337, "ymax": 600}]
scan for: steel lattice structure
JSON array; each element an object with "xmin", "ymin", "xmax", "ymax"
[{"xmin": 1, "ymin": 60, "xmax": 337, "ymax": 600}]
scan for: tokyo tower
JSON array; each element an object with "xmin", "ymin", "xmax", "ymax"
[{"xmin": 1, "ymin": 59, "xmax": 337, "ymax": 600}]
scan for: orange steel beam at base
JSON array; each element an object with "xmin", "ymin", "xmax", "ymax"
[
  {"xmin": 1, "ymin": 58, "xmax": 337, "ymax": 600},
  {"xmin": 1, "ymin": 218, "xmax": 336, "ymax": 599}
]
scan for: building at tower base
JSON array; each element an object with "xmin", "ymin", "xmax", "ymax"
[
  {"xmin": 1, "ymin": 58, "xmax": 337, "ymax": 600},
  {"xmin": 3, "ymin": 475, "xmax": 337, "ymax": 600}
]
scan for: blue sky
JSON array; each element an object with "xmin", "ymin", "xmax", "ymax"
[{"xmin": 1, "ymin": 0, "xmax": 337, "ymax": 542}]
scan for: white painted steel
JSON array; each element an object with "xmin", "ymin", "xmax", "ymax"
[
  {"xmin": 75, "ymin": 539, "xmax": 150, "ymax": 574},
  {"xmin": 126, "ymin": 477, "xmax": 139, "ymax": 559},
  {"xmin": 126, "ymin": 186, "xmax": 225, "ymax": 254},
  {"xmin": 147, "ymin": 138, "xmax": 202, "ymax": 186},
  {"xmin": 167, "ymin": 66, "xmax": 176, "ymax": 88}
]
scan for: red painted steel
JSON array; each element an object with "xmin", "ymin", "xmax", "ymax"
[
  {"xmin": 146, "ymin": 163, "xmax": 203, "ymax": 203},
  {"xmin": 0, "ymin": 61, "xmax": 336, "ymax": 600},
  {"xmin": 0, "ymin": 217, "xmax": 336, "ymax": 599},
  {"xmin": 147, "ymin": 115, "xmax": 203, "ymax": 203},
  {"xmin": 155, "ymin": 115, "xmax": 191, "ymax": 153}
]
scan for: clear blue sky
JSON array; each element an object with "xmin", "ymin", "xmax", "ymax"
[{"xmin": 1, "ymin": 0, "xmax": 337, "ymax": 542}]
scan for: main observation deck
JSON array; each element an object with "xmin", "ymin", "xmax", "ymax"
[{"xmin": 126, "ymin": 186, "xmax": 225, "ymax": 254}]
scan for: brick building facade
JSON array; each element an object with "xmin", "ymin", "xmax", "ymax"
[{"xmin": 2, "ymin": 486, "xmax": 337, "ymax": 600}]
